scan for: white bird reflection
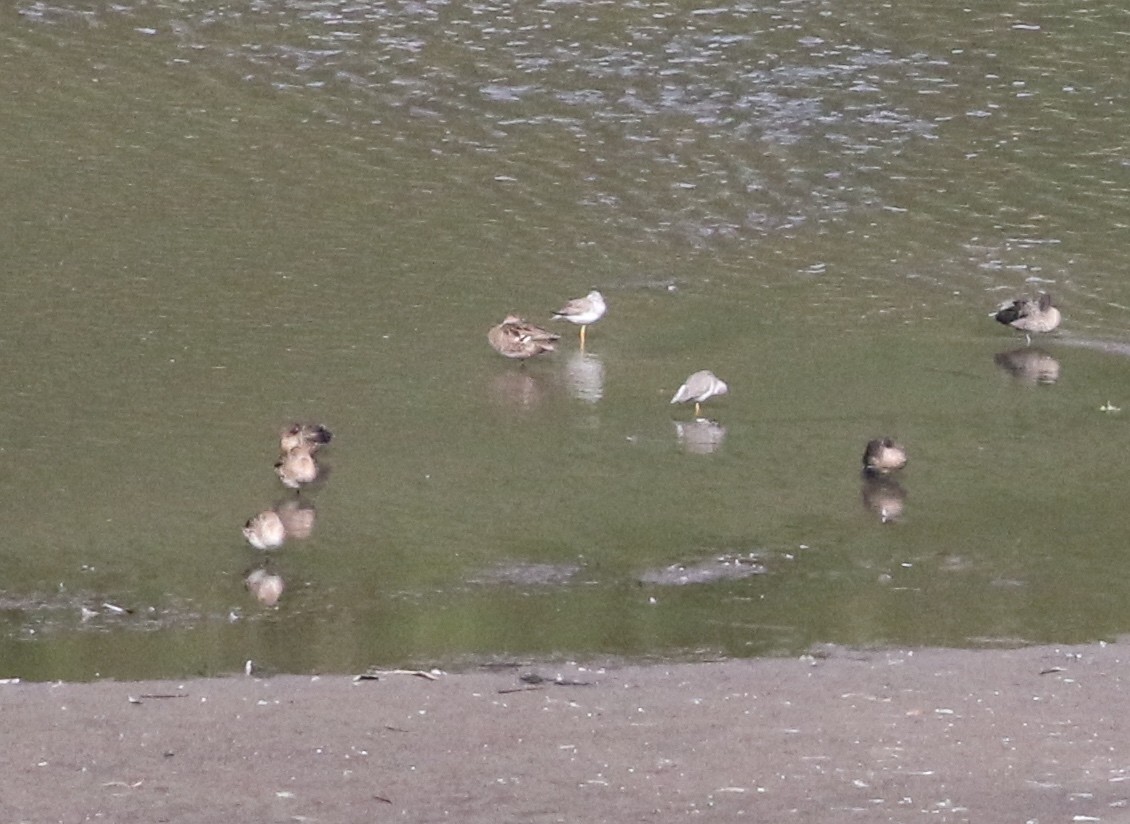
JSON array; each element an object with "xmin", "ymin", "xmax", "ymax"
[
  {"xmin": 993, "ymin": 347, "xmax": 1060, "ymax": 385},
  {"xmin": 245, "ymin": 568, "xmax": 285, "ymax": 606},
  {"xmin": 565, "ymin": 350, "xmax": 604, "ymax": 403},
  {"xmin": 861, "ymin": 475, "xmax": 907, "ymax": 524},
  {"xmin": 673, "ymin": 418, "xmax": 727, "ymax": 454}
]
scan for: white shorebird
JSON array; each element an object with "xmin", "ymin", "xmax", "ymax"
[
  {"xmin": 862, "ymin": 438, "xmax": 908, "ymax": 476},
  {"xmin": 552, "ymin": 290, "xmax": 606, "ymax": 348},
  {"xmin": 670, "ymin": 370, "xmax": 729, "ymax": 417},
  {"xmin": 990, "ymin": 293, "xmax": 1061, "ymax": 345},
  {"xmin": 488, "ymin": 315, "xmax": 560, "ymax": 361},
  {"xmin": 243, "ymin": 509, "xmax": 287, "ymax": 550}
]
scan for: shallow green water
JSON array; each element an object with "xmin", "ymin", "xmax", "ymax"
[{"xmin": 1, "ymin": 0, "xmax": 1129, "ymax": 680}]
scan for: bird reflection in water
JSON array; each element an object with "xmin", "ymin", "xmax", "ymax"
[
  {"xmin": 245, "ymin": 568, "xmax": 285, "ymax": 606},
  {"xmin": 275, "ymin": 498, "xmax": 317, "ymax": 541},
  {"xmin": 673, "ymin": 418, "xmax": 727, "ymax": 455},
  {"xmin": 993, "ymin": 347, "xmax": 1060, "ymax": 385},
  {"xmin": 565, "ymin": 350, "xmax": 604, "ymax": 404},
  {"xmin": 861, "ymin": 474, "xmax": 907, "ymax": 524},
  {"xmin": 490, "ymin": 369, "xmax": 550, "ymax": 412}
]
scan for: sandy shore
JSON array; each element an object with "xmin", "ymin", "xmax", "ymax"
[{"xmin": 7, "ymin": 642, "xmax": 1130, "ymax": 823}]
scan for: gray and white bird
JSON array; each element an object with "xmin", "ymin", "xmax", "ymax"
[
  {"xmin": 670, "ymin": 370, "xmax": 729, "ymax": 418},
  {"xmin": 552, "ymin": 290, "xmax": 606, "ymax": 348},
  {"xmin": 991, "ymin": 293, "xmax": 1061, "ymax": 345}
]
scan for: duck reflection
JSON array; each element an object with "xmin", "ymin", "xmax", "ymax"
[
  {"xmin": 245, "ymin": 568, "xmax": 285, "ymax": 606},
  {"xmin": 490, "ymin": 369, "xmax": 549, "ymax": 411},
  {"xmin": 861, "ymin": 474, "xmax": 907, "ymax": 524},
  {"xmin": 565, "ymin": 350, "xmax": 604, "ymax": 403},
  {"xmin": 673, "ymin": 418, "xmax": 727, "ymax": 454},
  {"xmin": 994, "ymin": 347, "xmax": 1060, "ymax": 385},
  {"xmin": 275, "ymin": 498, "xmax": 317, "ymax": 541}
]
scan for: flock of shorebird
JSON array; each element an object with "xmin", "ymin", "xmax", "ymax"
[
  {"xmin": 488, "ymin": 287, "xmax": 1059, "ymax": 415},
  {"xmin": 484, "ymin": 288, "xmax": 1059, "ymax": 526},
  {"xmin": 487, "ymin": 289, "xmax": 732, "ymax": 416},
  {"xmin": 237, "ymin": 290, "xmax": 1061, "ymax": 600},
  {"xmin": 241, "ymin": 423, "xmax": 334, "ymax": 604}
]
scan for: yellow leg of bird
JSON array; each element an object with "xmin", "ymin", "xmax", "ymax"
[
  {"xmin": 694, "ymin": 402, "xmax": 702, "ymax": 417},
  {"xmin": 579, "ymin": 325, "xmax": 586, "ymax": 350}
]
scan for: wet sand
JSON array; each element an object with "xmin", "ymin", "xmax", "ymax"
[{"xmin": 7, "ymin": 642, "xmax": 1130, "ymax": 823}]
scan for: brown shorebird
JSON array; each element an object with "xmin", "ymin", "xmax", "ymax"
[
  {"xmin": 242, "ymin": 509, "xmax": 287, "ymax": 550},
  {"xmin": 275, "ymin": 444, "xmax": 319, "ymax": 491}
]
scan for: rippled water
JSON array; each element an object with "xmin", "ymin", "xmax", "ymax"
[{"xmin": 2, "ymin": 0, "xmax": 1129, "ymax": 680}]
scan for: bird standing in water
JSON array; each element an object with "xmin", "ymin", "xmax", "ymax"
[
  {"xmin": 552, "ymin": 290, "xmax": 606, "ymax": 349},
  {"xmin": 280, "ymin": 423, "xmax": 333, "ymax": 453},
  {"xmin": 991, "ymin": 293, "xmax": 1061, "ymax": 345},
  {"xmin": 862, "ymin": 438, "xmax": 908, "ymax": 476},
  {"xmin": 670, "ymin": 370, "xmax": 729, "ymax": 418},
  {"xmin": 275, "ymin": 444, "xmax": 319, "ymax": 491},
  {"xmin": 488, "ymin": 315, "xmax": 560, "ymax": 361},
  {"xmin": 243, "ymin": 509, "xmax": 287, "ymax": 550}
]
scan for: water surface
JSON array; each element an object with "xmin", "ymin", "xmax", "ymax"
[{"xmin": 2, "ymin": 0, "xmax": 1129, "ymax": 680}]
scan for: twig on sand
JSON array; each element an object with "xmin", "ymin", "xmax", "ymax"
[
  {"xmin": 353, "ymin": 669, "xmax": 443, "ymax": 683},
  {"xmin": 128, "ymin": 693, "xmax": 189, "ymax": 703}
]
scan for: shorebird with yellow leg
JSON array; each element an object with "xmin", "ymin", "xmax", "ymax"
[
  {"xmin": 670, "ymin": 370, "xmax": 728, "ymax": 418},
  {"xmin": 552, "ymin": 290, "xmax": 606, "ymax": 349},
  {"xmin": 488, "ymin": 315, "xmax": 560, "ymax": 361}
]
